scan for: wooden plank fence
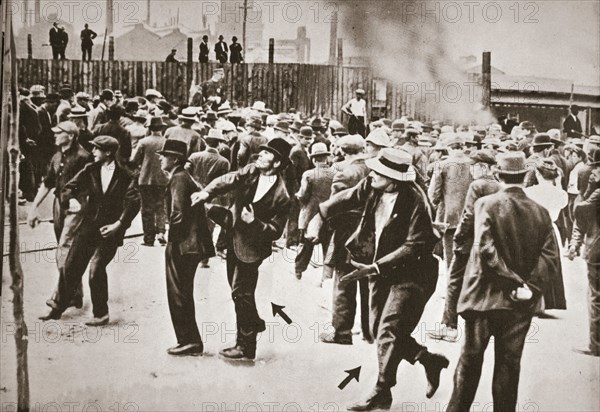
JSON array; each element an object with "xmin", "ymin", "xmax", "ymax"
[{"xmin": 16, "ymin": 59, "xmax": 472, "ymax": 121}]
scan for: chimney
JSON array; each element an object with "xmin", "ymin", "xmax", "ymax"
[
  {"xmin": 146, "ymin": 0, "xmax": 151, "ymax": 24},
  {"xmin": 106, "ymin": 0, "xmax": 114, "ymax": 34},
  {"xmin": 34, "ymin": 0, "xmax": 41, "ymax": 24}
]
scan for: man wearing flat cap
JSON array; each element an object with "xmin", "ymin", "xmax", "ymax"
[
  {"xmin": 311, "ymin": 148, "xmax": 447, "ymax": 411},
  {"xmin": 447, "ymin": 151, "xmax": 563, "ymax": 411},
  {"xmin": 159, "ymin": 139, "xmax": 215, "ymax": 356},
  {"xmin": 342, "ymin": 89, "xmax": 367, "ymax": 137},
  {"xmin": 88, "ymin": 89, "xmax": 115, "ymax": 130},
  {"xmin": 40, "ymin": 135, "xmax": 140, "ymax": 325},
  {"xmin": 191, "ymin": 138, "xmax": 292, "ymax": 361},
  {"xmin": 31, "ymin": 121, "xmax": 92, "ymax": 318}
]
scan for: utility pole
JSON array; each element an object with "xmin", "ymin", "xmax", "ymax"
[{"xmin": 241, "ymin": 0, "xmax": 249, "ymax": 57}]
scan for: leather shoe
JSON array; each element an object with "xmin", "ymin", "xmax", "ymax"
[
  {"xmin": 39, "ymin": 309, "xmax": 62, "ymax": 321},
  {"xmin": 156, "ymin": 234, "xmax": 167, "ymax": 245},
  {"xmin": 85, "ymin": 315, "xmax": 109, "ymax": 326},
  {"xmin": 319, "ymin": 332, "xmax": 352, "ymax": 345},
  {"xmin": 420, "ymin": 352, "xmax": 450, "ymax": 398},
  {"xmin": 167, "ymin": 343, "xmax": 203, "ymax": 356},
  {"xmin": 295, "ymin": 271, "xmax": 303, "ymax": 280},
  {"xmin": 219, "ymin": 344, "xmax": 256, "ymax": 360},
  {"xmin": 426, "ymin": 326, "xmax": 459, "ymax": 343},
  {"xmin": 347, "ymin": 387, "xmax": 392, "ymax": 411},
  {"xmin": 572, "ymin": 346, "xmax": 600, "ymax": 357}
]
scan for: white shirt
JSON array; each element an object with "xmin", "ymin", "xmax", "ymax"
[
  {"xmin": 525, "ymin": 183, "xmax": 568, "ymax": 222},
  {"xmin": 342, "ymin": 98, "xmax": 367, "ymax": 117},
  {"xmin": 567, "ymin": 161, "xmax": 585, "ymax": 195},
  {"xmin": 374, "ymin": 192, "xmax": 398, "ymax": 251},
  {"xmin": 101, "ymin": 161, "xmax": 116, "ymax": 193},
  {"xmin": 253, "ymin": 174, "xmax": 277, "ymax": 203}
]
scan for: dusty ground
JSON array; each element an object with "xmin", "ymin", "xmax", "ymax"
[{"xmin": 1, "ymin": 201, "xmax": 599, "ymax": 412}]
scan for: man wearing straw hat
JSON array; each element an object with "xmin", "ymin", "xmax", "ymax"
[
  {"xmin": 313, "ymin": 148, "xmax": 448, "ymax": 410},
  {"xmin": 447, "ymin": 151, "xmax": 563, "ymax": 411},
  {"xmin": 165, "ymin": 107, "xmax": 203, "ymax": 156}
]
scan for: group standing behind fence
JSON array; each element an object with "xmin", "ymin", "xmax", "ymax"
[{"xmin": 48, "ymin": 22, "xmax": 244, "ymax": 64}]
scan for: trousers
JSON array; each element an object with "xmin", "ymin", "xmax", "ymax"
[
  {"xmin": 441, "ymin": 250, "xmax": 470, "ymax": 328},
  {"xmin": 139, "ymin": 185, "xmax": 167, "ymax": 244},
  {"xmin": 370, "ymin": 280, "xmax": 429, "ymax": 388},
  {"xmin": 447, "ymin": 310, "xmax": 533, "ymax": 412},
  {"xmin": 62, "ymin": 225, "xmax": 120, "ymax": 318},
  {"xmin": 166, "ymin": 243, "xmax": 202, "ymax": 344},
  {"xmin": 226, "ymin": 249, "xmax": 265, "ymax": 345},
  {"xmin": 331, "ymin": 264, "xmax": 371, "ymax": 340},
  {"xmin": 587, "ymin": 263, "xmax": 600, "ymax": 354}
]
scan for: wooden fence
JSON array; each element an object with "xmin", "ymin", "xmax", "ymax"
[{"xmin": 16, "ymin": 59, "xmax": 481, "ymax": 121}]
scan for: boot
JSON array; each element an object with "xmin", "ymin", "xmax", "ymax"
[
  {"xmin": 418, "ymin": 351, "xmax": 450, "ymax": 398},
  {"xmin": 346, "ymin": 386, "xmax": 393, "ymax": 411}
]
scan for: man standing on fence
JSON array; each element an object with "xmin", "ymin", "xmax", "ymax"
[
  {"xmin": 199, "ymin": 35, "xmax": 210, "ymax": 63},
  {"xmin": 342, "ymin": 89, "xmax": 367, "ymax": 137},
  {"xmin": 49, "ymin": 22, "xmax": 61, "ymax": 59},
  {"xmin": 215, "ymin": 35, "xmax": 229, "ymax": 63},
  {"xmin": 80, "ymin": 24, "xmax": 97, "ymax": 61},
  {"xmin": 230, "ymin": 37, "xmax": 243, "ymax": 64}
]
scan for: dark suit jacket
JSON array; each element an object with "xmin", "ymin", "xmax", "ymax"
[
  {"xmin": 230, "ymin": 42, "xmax": 243, "ymax": 63},
  {"xmin": 563, "ymin": 114, "xmax": 583, "ymax": 138},
  {"xmin": 93, "ymin": 120, "xmax": 133, "ymax": 165},
  {"xmin": 37, "ymin": 105, "xmax": 57, "ymax": 159},
  {"xmin": 320, "ymin": 178, "xmax": 439, "ymax": 292},
  {"xmin": 215, "ymin": 41, "xmax": 229, "ymax": 63},
  {"xmin": 80, "ymin": 29, "xmax": 97, "ymax": 46},
  {"xmin": 167, "ymin": 166, "xmax": 215, "ymax": 258},
  {"xmin": 458, "ymin": 187, "xmax": 565, "ymax": 315},
  {"xmin": 49, "ymin": 28, "xmax": 59, "ymax": 46},
  {"xmin": 19, "ymin": 100, "xmax": 41, "ymax": 155},
  {"xmin": 453, "ymin": 175, "xmax": 501, "ymax": 253},
  {"xmin": 204, "ymin": 164, "xmax": 291, "ymax": 263},
  {"xmin": 188, "ymin": 148, "xmax": 230, "ymax": 187},
  {"xmin": 61, "ymin": 161, "xmax": 141, "ymax": 245},
  {"xmin": 199, "ymin": 42, "xmax": 210, "ymax": 62}
]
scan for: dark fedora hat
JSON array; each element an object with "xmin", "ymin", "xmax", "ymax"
[
  {"xmin": 259, "ymin": 137, "xmax": 292, "ymax": 164},
  {"xmin": 147, "ymin": 116, "xmax": 166, "ymax": 131},
  {"xmin": 310, "ymin": 117, "xmax": 323, "ymax": 129},
  {"xmin": 157, "ymin": 100, "xmax": 173, "ymax": 112},
  {"xmin": 205, "ymin": 111, "xmax": 218, "ymax": 121},
  {"xmin": 100, "ymin": 89, "xmax": 114, "ymax": 101},
  {"xmin": 531, "ymin": 133, "xmax": 554, "ymax": 148},
  {"xmin": 157, "ymin": 139, "xmax": 188, "ymax": 159},
  {"xmin": 45, "ymin": 93, "xmax": 60, "ymax": 103},
  {"xmin": 274, "ymin": 121, "xmax": 290, "ymax": 133}
]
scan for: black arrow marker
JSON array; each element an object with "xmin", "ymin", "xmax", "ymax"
[
  {"xmin": 271, "ymin": 303, "xmax": 292, "ymax": 324},
  {"xmin": 338, "ymin": 366, "xmax": 361, "ymax": 390}
]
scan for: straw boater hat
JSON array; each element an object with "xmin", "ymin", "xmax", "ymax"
[
  {"xmin": 251, "ymin": 101, "xmax": 266, "ymax": 112},
  {"xmin": 309, "ymin": 142, "xmax": 331, "ymax": 158},
  {"xmin": 355, "ymin": 88, "xmax": 365, "ymax": 95},
  {"xmin": 178, "ymin": 107, "xmax": 198, "ymax": 121},
  {"xmin": 67, "ymin": 107, "xmax": 88, "ymax": 119},
  {"xmin": 145, "ymin": 89, "xmax": 162, "ymax": 99},
  {"xmin": 366, "ymin": 128, "xmax": 392, "ymax": 147},
  {"xmin": 217, "ymin": 102, "xmax": 232, "ymax": 116},
  {"xmin": 206, "ymin": 128, "xmax": 227, "ymax": 142},
  {"xmin": 365, "ymin": 149, "xmax": 416, "ymax": 182}
]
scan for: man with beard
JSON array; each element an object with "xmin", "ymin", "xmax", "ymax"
[
  {"xmin": 312, "ymin": 149, "xmax": 448, "ymax": 411},
  {"xmin": 191, "ymin": 138, "xmax": 292, "ymax": 361}
]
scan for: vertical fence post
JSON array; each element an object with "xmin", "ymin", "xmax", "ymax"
[
  {"xmin": 187, "ymin": 37, "xmax": 193, "ymax": 96},
  {"xmin": 268, "ymin": 38, "xmax": 274, "ymax": 64},
  {"xmin": 108, "ymin": 36, "xmax": 115, "ymax": 61},
  {"xmin": 337, "ymin": 38, "xmax": 343, "ymax": 66},
  {"xmin": 27, "ymin": 34, "xmax": 32, "ymax": 59}
]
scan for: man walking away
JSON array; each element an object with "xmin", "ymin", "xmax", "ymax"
[
  {"xmin": 447, "ymin": 152, "xmax": 564, "ymax": 412},
  {"xmin": 131, "ymin": 117, "xmax": 169, "ymax": 247}
]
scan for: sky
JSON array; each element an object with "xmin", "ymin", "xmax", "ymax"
[{"xmin": 10, "ymin": 0, "xmax": 600, "ymax": 86}]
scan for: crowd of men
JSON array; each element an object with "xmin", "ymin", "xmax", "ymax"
[{"xmin": 17, "ymin": 71, "xmax": 599, "ymax": 411}]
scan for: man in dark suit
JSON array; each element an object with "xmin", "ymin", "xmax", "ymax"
[
  {"xmin": 80, "ymin": 24, "xmax": 97, "ymax": 61},
  {"xmin": 49, "ymin": 22, "xmax": 60, "ymax": 59},
  {"xmin": 215, "ymin": 35, "xmax": 229, "ymax": 63},
  {"xmin": 230, "ymin": 36, "xmax": 243, "ymax": 63},
  {"xmin": 563, "ymin": 105, "xmax": 584, "ymax": 138},
  {"xmin": 56, "ymin": 25, "xmax": 69, "ymax": 60},
  {"xmin": 40, "ymin": 136, "xmax": 140, "ymax": 325},
  {"xmin": 93, "ymin": 105, "xmax": 133, "ymax": 167},
  {"xmin": 158, "ymin": 140, "xmax": 215, "ymax": 356},
  {"xmin": 499, "ymin": 113, "xmax": 519, "ymax": 135},
  {"xmin": 37, "ymin": 93, "xmax": 61, "ymax": 174},
  {"xmin": 446, "ymin": 152, "xmax": 564, "ymax": 412},
  {"xmin": 165, "ymin": 49, "xmax": 179, "ymax": 63},
  {"xmin": 191, "ymin": 138, "xmax": 292, "ymax": 361},
  {"xmin": 19, "ymin": 89, "xmax": 42, "ymax": 201},
  {"xmin": 199, "ymin": 35, "xmax": 210, "ymax": 63},
  {"xmin": 313, "ymin": 148, "xmax": 448, "ymax": 411}
]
